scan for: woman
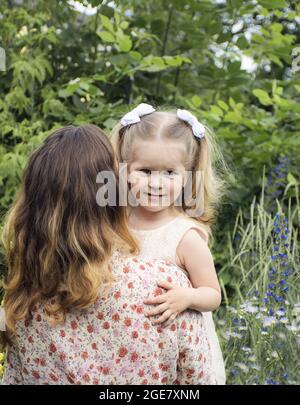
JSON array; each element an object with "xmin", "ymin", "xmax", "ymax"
[{"xmin": 0, "ymin": 125, "xmax": 213, "ymax": 384}]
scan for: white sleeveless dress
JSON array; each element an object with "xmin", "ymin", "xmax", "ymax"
[{"xmin": 129, "ymin": 215, "xmax": 226, "ymax": 385}]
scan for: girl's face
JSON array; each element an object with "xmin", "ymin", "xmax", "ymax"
[{"xmin": 128, "ymin": 139, "xmax": 187, "ymax": 212}]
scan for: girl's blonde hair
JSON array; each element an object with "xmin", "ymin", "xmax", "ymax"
[
  {"xmin": 110, "ymin": 109, "xmax": 230, "ymax": 238},
  {"xmin": 1, "ymin": 125, "xmax": 139, "ymax": 347}
]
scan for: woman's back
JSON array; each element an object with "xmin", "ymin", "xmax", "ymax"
[{"xmin": 2, "ymin": 253, "xmax": 213, "ymax": 385}]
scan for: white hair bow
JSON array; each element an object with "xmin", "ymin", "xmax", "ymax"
[
  {"xmin": 120, "ymin": 103, "xmax": 156, "ymax": 126},
  {"xmin": 177, "ymin": 109, "xmax": 205, "ymax": 139},
  {"xmin": 0, "ymin": 307, "xmax": 6, "ymax": 331}
]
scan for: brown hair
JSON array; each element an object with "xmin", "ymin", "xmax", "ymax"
[{"xmin": 1, "ymin": 125, "xmax": 138, "ymax": 346}]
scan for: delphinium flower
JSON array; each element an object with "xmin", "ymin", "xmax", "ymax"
[
  {"xmin": 261, "ymin": 212, "xmax": 297, "ymax": 384},
  {"xmin": 263, "ymin": 212, "xmax": 291, "ymax": 317},
  {"xmin": 265, "ymin": 156, "xmax": 289, "ymax": 214}
]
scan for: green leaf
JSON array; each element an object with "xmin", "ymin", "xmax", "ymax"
[
  {"xmin": 257, "ymin": 0, "xmax": 287, "ymax": 10},
  {"xmin": 100, "ymin": 15, "xmax": 114, "ymax": 33},
  {"xmin": 191, "ymin": 95, "xmax": 202, "ymax": 107},
  {"xmin": 287, "ymin": 173, "xmax": 298, "ymax": 185},
  {"xmin": 117, "ymin": 35, "xmax": 132, "ymax": 52},
  {"xmin": 252, "ymin": 89, "xmax": 273, "ymax": 106},
  {"xmin": 217, "ymin": 100, "xmax": 229, "ymax": 111},
  {"xmin": 98, "ymin": 31, "xmax": 115, "ymax": 43},
  {"xmin": 120, "ymin": 21, "xmax": 129, "ymax": 30}
]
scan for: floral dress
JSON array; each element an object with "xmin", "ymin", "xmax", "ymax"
[
  {"xmin": 2, "ymin": 253, "xmax": 214, "ymax": 385},
  {"xmin": 129, "ymin": 215, "xmax": 226, "ymax": 385}
]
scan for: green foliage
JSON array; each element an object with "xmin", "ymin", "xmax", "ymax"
[
  {"xmin": 215, "ymin": 179, "xmax": 300, "ymax": 384},
  {"xmin": 0, "ymin": 0, "xmax": 299, "ymax": 328}
]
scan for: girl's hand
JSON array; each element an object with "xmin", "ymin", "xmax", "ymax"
[{"xmin": 143, "ymin": 280, "xmax": 192, "ymax": 326}]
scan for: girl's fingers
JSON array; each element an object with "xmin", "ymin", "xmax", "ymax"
[
  {"xmin": 163, "ymin": 312, "xmax": 178, "ymax": 328},
  {"xmin": 151, "ymin": 310, "xmax": 172, "ymax": 325},
  {"xmin": 145, "ymin": 302, "xmax": 168, "ymax": 317},
  {"xmin": 144, "ymin": 294, "xmax": 167, "ymax": 305},
  {"xmin": 157, "ymin": 280, "xmax": 174, "ymax": 290}
]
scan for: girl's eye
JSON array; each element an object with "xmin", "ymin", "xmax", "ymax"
[
  {"xmin": 163, "ymin": 170, "xmax": 176, "ymax": 176},
  {"xmin": 139, "ymin": 169, "xmax": 151, "ymax": 175}
]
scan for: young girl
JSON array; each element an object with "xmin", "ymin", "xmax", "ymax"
[{"xmin": 111, "ymin": 103, "xmax": 228, "ymax": 385}]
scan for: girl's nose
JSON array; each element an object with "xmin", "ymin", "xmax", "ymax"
[{"xmin": 148, "ymin": 172, "xmax": 163, "ymax": 189}]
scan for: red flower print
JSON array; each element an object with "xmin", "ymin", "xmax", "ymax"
[
  {"xmin": 87, "ymin": 324, "xmax": 94, "ymax": 333},
  {"xmin": 114, "ymin": 291, "xmax": 121, "ymax": 299},
  {"xmin": 36, "ymin": 314, "xmax": 42, "ymax": 322},
  {"xmin": 138, "ymin": 370, "xmax": 144, "ymax": 377},
  {"xmin": 102, "ymin": 321, "xmax": 110, "ymax": 329},
  {"xmin": 131, "ymin": 352, "xmax": 138, "ymax": 362},
  {"xmin": 141, "ymin": 379, "xmax": 148, "ymax": 384},
  {"xmin": 130, "ymin": 304, "xmax": 137, "ymax": 311},
  {"xmin": 32, "ymin": 370, "xmax": 40, "ymax": 379},
  {"xmin": 124, "ymin": 318, "xmax": 132, "ymax": 327},
  {"xmin": 49, "ymin": 343, "xmax": 57, "ymax": 353},
  {"xmin": 67, "ymin": 372, "xmax": 76, "ymax": 384},
  {"xmin": 60, "ymin": 330, "xmax": 66, "ymax": 338},
  {"xmin": 118, "ymin": 346, "xmax": 128, "ymax": 357},
  {"xmin": 136, "ymin": 306, "xmax": 143, "ymax": 314},
  {"xmin": 83, "ymin": 373, "xmax": 90, "ymax": 383},
  {"xmin": 139, "ymin": 264, "xmax": 145, "ymax": 270},
  {"xmin": 40, "ymin": 358, "xmax": 46, "ymax": 367},
  {"xmin": 158, "ymin": 342, "xmax": 164, "ymax": 349},
  {"xmin": 170, "ymin": 324, "xmax": 176, "ymax": 331},
  {"xmin": 31, "ymin": 305, "xmax": 37, "ymax": 312},
  {"xmin": 167, "ymin": 276, "xmax": 172, "ymax": 283},
  {"xmin": 50, "ymin": 373, "xmax": 58, "ymax": 382},
  {"xmin": 162, "ymin": 376, "xmax": 168, "ymax": 383},
  {"xmin": 28, "ymin": 336, "xmax": 33, "ymax": 343},
  {"xmin": 59, "ymin": 352, "xmax": 66, "ymax": 362},
  {"xmin": 123, "ymin": 266, "xmax": 130, "ymax": 273},
  {"xmin": 132, "ymin": 331, "xmax": 138, "ymax": 339},
  {"xmin": 93, "ymin": 379, "xmax": 99, "ymax": 385},
  {"xmin": 112, "ymin": 313, "xmax": 120, "ymax": 322},
  {"xmin": 152, "ymin": 372, "xmax": 159, "ymax": 380},
  {"xmin": 81, "ymin": 351, "xmax": 89, "ymax": 360},
  {"xmin": 127, "ymin": 282, "xmax": 133, "ymax": 289},
  {"xmin": 181, "ymin": 320, "xmax": 187, "ymax": 330},
  {"xmin": 71, "ymin": 320, "xmax": 78, "ymax": 330},
  {"xmin": 198, "ymin": 371, "xmax": 204, "ymax": 379},
  {"xmin": 159, "ymin": 363, "xmax": 170, "ymax": 372},
  {"xmin": 24, "ymin": 319, "xmax": 30, "ymax": 327},
  {"xmin": 97, "ymin": 312, "xmax": 104, "ymax": 320},
  {"xmin": 103, "ymin": 367, "xmax": 110, "ymax": 375},
  {"xmin": 143, "ymin": 322, "xmax": 150, "ymax": 330},
  {"xmin": 158, "ymin": 267, "xmax": 165, "ymax": 272},
  {"xmin": 91, "ymin": 342, "xmax": 97, "ymax": 350}
]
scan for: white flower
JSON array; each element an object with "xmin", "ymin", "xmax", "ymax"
[{"xmin": 263, "ymin": 316, "xmax": 277, "ymax": 327}]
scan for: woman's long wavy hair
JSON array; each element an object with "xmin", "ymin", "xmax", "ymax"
[{"xmin": 1, "ymin": 125, "xmax": 139, "ymax": 347}]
